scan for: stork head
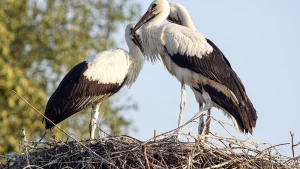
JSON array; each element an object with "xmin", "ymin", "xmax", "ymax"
[
  {"xmin": 167, "ymin": 2, "xmax": 196, "ymax": 30},
  {"xmin": 133, "ymin": 0, "xmax": 170, "ymax": 31},
  {"xmin": 167, "ymin": 2, "xmax": 186, "ymax": 25},
  {"xmin": 125, "ymin": 23, "xmax": 143, "ymax": 53}
]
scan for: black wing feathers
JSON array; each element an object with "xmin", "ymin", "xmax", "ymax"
[
  {"xmin": 44, "ymin": 61, "xmax": 126, "ymax": 129},
  {"xmin": 206, "ymin": 39, "xmax": 247, "ymax": 98},
  {"xmin": 168, "ymin": 39, "xmax": 257, "ymax": 133},
  {"xmin": 169, "ymin": 39, "xmax": 246, "ymax": 102},
  {"xmin": 206, "ymin": 39, "xmax": 231, "ymax": 68},
  {"xmin": 201, "ymin": 85, "xmax": 245, "ymax": 132}
]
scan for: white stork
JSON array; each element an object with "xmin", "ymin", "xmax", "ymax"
[
  {"xmin": 167, "ymin": 2, "xmax": 222, "ymax": 135},
  {"xmin": 44, "ymin": 23, "xmax": 144, "ymax": 140},
  {"xmin": 167, "ymin": 2, "xmax": 210, "ymax": 136},
  {"xmin": 133, "ymin": 0, "xmax": 257, "ymax": 137}
]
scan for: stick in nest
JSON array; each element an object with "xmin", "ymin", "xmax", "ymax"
[
  {"xmin": 3, "ymin": 127, "xmax": 299, "ymax": 168},
  {"xmin": 143, "ymin": 145, "xmax": 151, "ymax": 169},
  {"xmin": 12, "ymin": 90, "xmax": 116, "ymax": 167}
]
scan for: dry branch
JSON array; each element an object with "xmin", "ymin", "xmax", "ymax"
[{"xmin": 1, "ymin": 132, "xmax": 299, "ymax": 169}]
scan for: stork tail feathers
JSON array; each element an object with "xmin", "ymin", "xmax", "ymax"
[
  {"xmin": 240, "ymin": 99, "xmax": 257, "ymax": 134},
  {"xmin": 198, "ymin": 84, "xmax": 257, "ymax": 134}
]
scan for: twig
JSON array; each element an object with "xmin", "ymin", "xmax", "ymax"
[
  {"xmin": 141, "ymin": 111, "xmax": 206, "ymax": 144},
  {"xmin": 209, "ymin": 116, "xmax": 234, "ymax": 138},
  {"xmin": 290, "ymin": 131, "xmax": 295, "ymax": 159},
  {"xmin": 23, "ymin": 165, "xmax": 44, "ymax": 169},
  {"xmin": 12, "ymin": 90, "xmax": 72, "ymax": 138},
  {"xmin": 12, "ymin": 90, "xmax": 117, "ymax": 168},
  {"xmin": 211, "ymin": 132, "xmax": 228, "ymax": 149},
  {"xmin": 204, "ymin": 159, "xmax": 236, "ymax": 169},
  {"xmin": 187, "ymin": 152, "xmax": 192, "ymax": 169},
  {"xmin": 21, "ymin": 128, "xmax": 30, "ymax": 166},
  {"xmin": 263, "ymin": 143, "xmax": 290, "ymax": 151},
  {"xmin": 143, "ymin": 145, "xmax": 150, "ymax": 169}
]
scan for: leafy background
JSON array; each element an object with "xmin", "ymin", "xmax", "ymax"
[{"xmin": 0, "ymin": 0, "xmax": 141, "ymax": 153}]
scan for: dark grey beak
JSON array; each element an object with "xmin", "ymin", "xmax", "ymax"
[{"xmin": 133, "ymin": 10, "xmax": 156, "ymax": 32}]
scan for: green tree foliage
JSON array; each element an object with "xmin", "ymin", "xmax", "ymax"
[{"xmin": 0, "ymin": 0, "xmax": 140, "ymax": 153}]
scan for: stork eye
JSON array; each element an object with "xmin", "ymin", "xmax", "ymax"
[
  {"xmin": 130, "ymin": 28, "xmax": 135, "ymax": 35},
  {"xmin": 151, "ymin": 3, "xmax": 157, "ymax": 10}
]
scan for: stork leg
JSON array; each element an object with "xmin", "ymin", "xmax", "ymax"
[
  {"xmin": 177, "ymin": 98, "xmax": 212, "ymax": 136},
  {"xmin": 198, "ymin": 91, "xmax": 213, "ymax": 136},
  {"xmin": 205, "ymin": 108, "xmax": 212, "ymax": 135},
  {"xmin": 177, "ymin": 82, "xmax": 186, "ymax": 140},
  {"xmin": 198, "ymin": 104, "xmax": 205, "ymax": 136},
  {"xmin": 89, "ymin": 104, "xmax": 100, "ymax": 141}
]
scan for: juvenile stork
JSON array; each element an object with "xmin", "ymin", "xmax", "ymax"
[
  {"xmin": 167, "ymin": 2, "xmax": 238, "ymax": 135},
  {"xmin": 133, "ymin": 0, "xmax": 257, "ymax": 137},
  {"xmin": 44, "ymin": 23, "xmax": 144, "ymax": 140},
  {"xmin": 167, "ymin": 2, "xmax": 211, "ymax": 135}
]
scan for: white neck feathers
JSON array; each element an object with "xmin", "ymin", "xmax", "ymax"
[
  {"xmin": 180, "ymin": 11, "xmax": 197, "ymax": 30},
  {"xmin": 126, "ymin": 42, "xmax": 144, "ymax": 86},
  {"xmin": 139, "ymin": 1, "xmax": 170, "ymax": 62}
]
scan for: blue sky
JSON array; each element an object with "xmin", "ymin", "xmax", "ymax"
[{"xmin": 115, "ymin": 0, "xmax": 300, "ymax": 156}]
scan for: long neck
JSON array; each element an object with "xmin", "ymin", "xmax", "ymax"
[
  {"xmin": 126, "ymin": 45, "xmax": 144, "ymax": 86},
  {"xmin": 140, "ymin": 27, "xmax": 162, "ymax": 62},
  {"xmin": 180, "ymin": 10, "xmax": 197, "ymax": 30},
  {"xmin": 128, "ymin": 45, "xmax": 143, "ymax": 61},
  {"xmin": 140, "ymin": 2, "xmax": 170, "ymax": 62},
  {"xmin": 141, "ymin": 10, "xmax": 169, "ymax": 61}
]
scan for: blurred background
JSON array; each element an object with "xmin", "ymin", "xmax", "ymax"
[
  {"xmin": 0, "ymin": 0, "xmax": 141, "ymax": 153},
  {"xmin": 0, "ymin": 0, "xmax": 299, "ymax": 158}
]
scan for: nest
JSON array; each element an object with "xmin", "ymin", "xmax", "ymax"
[
  {"xmin": 2, "ymin": 130, "xmax": 299, "ymax": 169},
  {"xmin": 2, "ymin": 92, "xmax": 300, "ymax": 168},
  {"xmin": 2, "ymin": 85, "xmax": 298, "ymax": 168}
]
